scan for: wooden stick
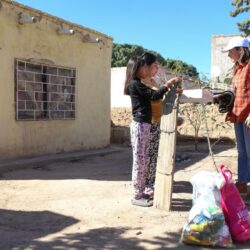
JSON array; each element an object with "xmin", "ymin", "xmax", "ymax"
[{"xmin": 154, "ymin": 85, "xmax": 179, "ymax": 211}]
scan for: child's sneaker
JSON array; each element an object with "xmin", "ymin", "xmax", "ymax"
[{"xmin": 131, "ymin": 197, "xmax": 153, "ymax": 207}]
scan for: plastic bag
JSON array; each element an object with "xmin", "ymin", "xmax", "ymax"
[
  {"xmin": 220, "ymin": 165, "xmax": 250, "ymax": 242},
  {"xmin": 181, "ymin": 171, "xmax": 232, "ymax": 247}
]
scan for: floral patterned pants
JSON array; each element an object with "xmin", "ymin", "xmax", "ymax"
[
  {"xmin": 146, "ymin": 123, "xmax": 160, "ymax": 189},
  {"xmin": 130, "ymin": 121, "xmax": 151, "ymax": 199}
]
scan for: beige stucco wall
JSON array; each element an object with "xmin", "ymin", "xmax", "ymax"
[{"xmin": 0, "ymin": 0, "xmax": 113, "ymax": 159}]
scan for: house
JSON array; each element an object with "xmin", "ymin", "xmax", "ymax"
[
  {"xmin": 211, "ymin": 34, "xmax": 240, "ymax": 87},
  {"xmin": 111, "ymin": 67, "xmax": 130, "ymax": 108},
  {"xmin": 0, "ymin": 0, "xmax": 113, "ymax": 159}
]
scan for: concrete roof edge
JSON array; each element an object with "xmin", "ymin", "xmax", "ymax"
[
  {"xmin": 212, "ymin": 34, "xmax": 241, "ymax": 38},
  {"xmin": 2, "ymin": 0, "xmax": 113, "ymax": 41}
]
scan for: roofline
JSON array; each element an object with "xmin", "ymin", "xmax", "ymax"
[
  {"xmin": 3, "ymin": 0, "xmax": 113, "ymax": 41},
  {"xmin": 212, "ymin": 34, "xmax": 241, "ymax": 38}
]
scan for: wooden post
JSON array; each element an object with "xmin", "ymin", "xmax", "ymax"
[{"xmin": 154, "ymin": 85, "xmax": 179, "ymax": 211}]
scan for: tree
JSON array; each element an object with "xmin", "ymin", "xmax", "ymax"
[
  {"xmin": 112, "ymin": 44, "xmax": 144, "ymax": 67},
  {"xmin": 112, "ymin": 43, "xmax": 166, "ymax": 67},
  {"xmin": 165, "ymin": 58, "xmax": 199, "ymax": 78},
  {"xmin": 230, "ymin": 0, "xmax": 250, "ymax": 36},
  {"xmin": 112, "ymin": 43, "xmax": 199, "ymax": 79}
]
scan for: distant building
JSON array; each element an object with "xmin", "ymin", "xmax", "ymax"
[
  {"xmin": 111, "ymin": 67, "xmax": 130, "ymax": 108},
  {"xmin": 211, "ymin": 34, "xmax": 240, "ymax": 88},
  {"xmin": 0, "ymin": 0, "xmax": 113, "ymax": 159}
]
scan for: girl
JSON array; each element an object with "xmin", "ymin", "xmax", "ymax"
[
  {"xmin": 124, "ymin": 52, "xmax": 181, "ymax": 207},
  {"xmin": 142, "ymin": 69, "xmax": 184, "ymax": 197}
]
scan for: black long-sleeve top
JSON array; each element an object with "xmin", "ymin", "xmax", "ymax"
[{"xmin": 127, "ymin": 78, "xmax": 168, "ymax": 124}]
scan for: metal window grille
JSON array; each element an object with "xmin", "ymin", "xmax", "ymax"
[{"xmin": 15, "ymin": 59, "xmax": 76, "ymax": 120}]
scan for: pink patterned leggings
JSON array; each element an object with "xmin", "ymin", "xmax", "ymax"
[{"xmin": 130, "ymin": 121, "xmax": 151, "ymax": 199}]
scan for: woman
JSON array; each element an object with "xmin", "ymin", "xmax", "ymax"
[
  {"xmin": 222, "ymin": 37, "xmax": 250, "ymax": 196},
  {"xmin": 124, "ymin": 52, "xmax": 181, "ymax": 207}
]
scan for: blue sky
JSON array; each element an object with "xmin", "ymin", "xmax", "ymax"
[{"xmin": 17, "ymin": 0, "xmax": 247, "ymax": 78}]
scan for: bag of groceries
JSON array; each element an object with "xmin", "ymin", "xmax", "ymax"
[{"xmin": 181, "ymin": 171, "xmax": 232, "ymax": 248}]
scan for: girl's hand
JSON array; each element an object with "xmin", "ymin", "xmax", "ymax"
[
  {"xmin": 176, "ymin": 87, "xmax": 183, "ymax": 94},
  {"xmin": 164, "ymin": 77, "xmax": 182, "ymax": 89}
]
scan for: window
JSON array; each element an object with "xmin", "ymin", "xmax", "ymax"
[{"xmin": 15, "ymin": 59, "xmax": 76, "ymax": 120}]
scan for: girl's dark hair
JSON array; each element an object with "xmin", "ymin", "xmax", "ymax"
[
  {"xmin": 124, "ymin": 52, "xmax": 157, "ymax": 95},
  {"xmin": 140, "ymin": 52, "xmax": 157, "ymax": 66},
  {"xmin": 124, "ymin": 56, "xmax": 143, "ymax": 95}
]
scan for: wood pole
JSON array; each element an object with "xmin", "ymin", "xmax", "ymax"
[{"xmin": 154, "ymin": 85, "xmax": 179, "ymax": 211}]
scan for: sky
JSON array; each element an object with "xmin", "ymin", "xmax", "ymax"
[{"xmin": 16, "ymin": 0, "xmax": 248, "ymax": 78}]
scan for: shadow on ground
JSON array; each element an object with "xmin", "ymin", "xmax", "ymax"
[
  {"xmin": 0, "ymin": 225, "xmax": 212, "ymax": 250},
  {"xmin": 0, "ymin": 209, "xmax": 79, "ymax": 250},
  {"xmin": 171, "ymin": 180, "xmax": 193, "ymax": 212},
  {"xmin": 1, "ymin": 141, "xmax": 236, "ymax": 182},
  {"xmin": 0, "ymin": 149, "xmax": 133, "ymax": 181},
  {"xmin": 175, "ymin": 140, "xmax": 236, "ymax": 172},
  {"xmin": 2, "ymin": 225, "xmax": 249, "ymax": 250}
]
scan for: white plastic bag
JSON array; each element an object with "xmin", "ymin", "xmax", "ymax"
[{"xmin": 181, "ymin": 171, "xmax": 232, "ymax": 247}]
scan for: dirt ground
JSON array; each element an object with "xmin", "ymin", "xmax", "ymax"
[{"xmin": 1, "ymin": 141, "xmax": 250, "ymax": 250}]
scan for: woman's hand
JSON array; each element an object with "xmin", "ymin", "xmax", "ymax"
[
  {"xmin": 164, "ymin": 77, "xmax": 182, "ymax": 89},
  {"xmin": 245, "ymin": 116, "xmax": 250, "ymax": 131}
]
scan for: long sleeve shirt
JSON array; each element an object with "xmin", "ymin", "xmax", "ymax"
[
  {"xmin": 226, "ymin": 61, "xmax": 250, "ymax": 123},
  {"xmin": 128, "ymin": 79, "xmax": 168, "ymax": 124},
  {"xmin": 142, "ymin": 78, "xmax": 163, "ymax": 124}
]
